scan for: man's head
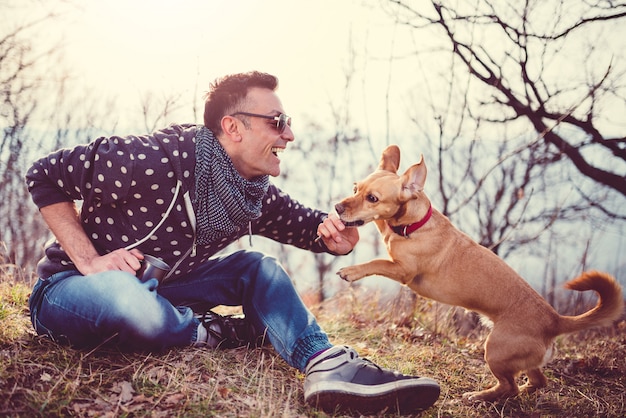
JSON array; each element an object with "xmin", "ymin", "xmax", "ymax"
[
  {"xmin": 204, "ymin": 71, "xmax": 294, "ymax": 179},
  {"xmin": 204, "ymin": 71, "xmax": 279, "ymax": 135}
]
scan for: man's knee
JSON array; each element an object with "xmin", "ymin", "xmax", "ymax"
[
  {"xmin": 79, "ymin": 272, "xmax": 165, "ymax": 331},
  {"xmin": 252, "ymin": 253, "xmax": 290, "ymax": 282}
]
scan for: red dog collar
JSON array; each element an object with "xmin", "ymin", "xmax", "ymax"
[{"xmin": 389, "ymin": 205, "xmax": 433, "ymax": 237}]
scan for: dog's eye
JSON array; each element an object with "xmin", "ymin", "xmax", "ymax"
[{"xmin": 366, "ymin": 194, "xmax": 378, "ymax": 203}]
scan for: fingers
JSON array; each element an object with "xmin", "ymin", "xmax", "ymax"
[
  {"xmin": 315, "ymin": 212, "xmax": 360, "ymax": 255},
  {"xmin": 128, "ymin": 248, "xmax": 145, "ymax": 262},
  {"xmin": 316, "ymin": 212, "xmax": 346, "ymax": 244},
  {"xmin": 82, "ymin": 249, "xmax": 143, "ymax": 275},
  {"xmin": 110, "ymin": 248, "xmax": 143, "ymax": 272}
]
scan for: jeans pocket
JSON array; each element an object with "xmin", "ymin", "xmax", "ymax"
[
  {"xmin": 28, "ymin": 271, "xmax": 78, "ymax": 336},
  {"xmin": 28, "ymin": 278, "xmax": 47, "ymax": 331}
]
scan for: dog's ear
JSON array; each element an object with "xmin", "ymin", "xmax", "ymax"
[
  {"xmin": 378, "ymin": 145, "xmax": 401, "ymax": 173},
  {"xmin": 400, "ymin": 154, "xmax": 427, "ymax": 200}
]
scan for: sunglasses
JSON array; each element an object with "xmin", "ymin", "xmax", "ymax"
[{"xmin": 230, "ymin": 112, "xmax": 292, "ymax": 134}]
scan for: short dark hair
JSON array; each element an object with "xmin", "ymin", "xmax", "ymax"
[{"xmin": 204, "ymin": 71, "xmax": 279, "ymax": 135}]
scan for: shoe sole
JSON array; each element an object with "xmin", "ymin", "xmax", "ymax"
[{"xmin": 305, "ymin": 380, "xmax": 440, "ymax": 415}]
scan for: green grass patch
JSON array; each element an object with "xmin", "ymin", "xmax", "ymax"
[{"xmin": 1, "ymin": 280, "xmax": 624, "ymax": 417}]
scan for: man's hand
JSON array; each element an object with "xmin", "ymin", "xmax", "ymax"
[
  {"xmin": 316, "ymin": 212, "xmax": 359, "ymax": 255},
  {"xmin": 40, "ymin": 202, "xmax": 144, "ymax": 276},
  {"xmin": 79, "ymin": 248, "xmax": 144, "ymax": 276}
]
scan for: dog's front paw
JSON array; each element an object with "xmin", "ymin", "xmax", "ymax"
[{"xmin": 337, "ymin": 266, "xmax": 365, "ymax": 282}]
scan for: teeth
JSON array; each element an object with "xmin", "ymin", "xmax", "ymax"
[{"xmin": 272, "ymin": 147, "xmax": 284, "ymax": 154}]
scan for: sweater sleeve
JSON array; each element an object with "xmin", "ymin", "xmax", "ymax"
[
  {"xmin": 252, "ymin": 184, "xmax": 332, "ymax": 254},
  {"xmin": 25, "ymin": 135, "xmax": 136, "ymax": 209}
]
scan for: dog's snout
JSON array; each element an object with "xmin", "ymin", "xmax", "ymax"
[{"xmin": 335, "ymin": 203, "xmax": 345, "ymax": 215}]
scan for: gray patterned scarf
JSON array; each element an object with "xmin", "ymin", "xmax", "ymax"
[{"xmin": 193, "ymin": 127, "xmax": 269, "ymax": 245}]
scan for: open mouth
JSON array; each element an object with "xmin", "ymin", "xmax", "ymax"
[
  {"xmin": 343, "ymin": 220, "xmax": 365, "ymax": 227},
  {"xmin": 271, "ymin": 147, "xmax": 284, "ymax": 157}
]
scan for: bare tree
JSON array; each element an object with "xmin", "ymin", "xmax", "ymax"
[
  {"xmin": 139, "ymin": 91, "xmax": 186, "ymax": 133},
  {"xmin": 385, "ymin": 0, "xmax": 626, "ymax": 206},
  {"xmin": 0, "ymin": 14, "xmax": 59, "ymax": 278},
  {"xmin": 368, "ymin": 0, "xmax": 626, "ymax": 270},
  {"xmin": 0, "ymin": 5, "xmax": 117, "ymax": 279},
  {"xmin": 286, "ymin": 123, "xmax": 370, "ymax": 302},
  {"xmin": 262, "ymin": 38, "xmax": 385, "ymax": 302}
]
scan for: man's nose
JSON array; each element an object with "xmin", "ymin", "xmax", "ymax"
[{"xmin": 281, "ymin": 124, "xmax": 295, "ymax": 142}]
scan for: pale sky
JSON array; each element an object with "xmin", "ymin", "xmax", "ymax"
[{"xmin": 32, "ymin": 0, "xmax": 414, "ymax": 138}]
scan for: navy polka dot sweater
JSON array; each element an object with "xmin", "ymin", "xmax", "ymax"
[{"xmin": 26, "ymin": 124, "xmax": 330, "ymax": 280}]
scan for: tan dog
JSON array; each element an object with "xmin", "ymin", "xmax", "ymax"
[{"xmin": 336, "ymin": 145, "xmax": 624, "ymax": 402}]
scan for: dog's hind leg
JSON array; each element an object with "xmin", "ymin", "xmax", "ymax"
[
  {"xmin": 519, "ymin": 368, "xmax": 548, "ymax": 394},
  {"xmin": 519, "ymin": 341, "xmax": 553, "ymax": 393},
  {"xmin": 462, "ymin": 330, "xmax": 522, "ymax": 402},
  {"xmin": 462, "ymin": 364, "xmax": 519, "ymax": 402}
]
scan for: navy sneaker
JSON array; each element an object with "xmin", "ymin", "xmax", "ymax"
[
  {"xmin": 197, "ymin": 311, "xmax": 264, "ymax": 349},
  {"xmin": 304, "ymin": 345, "xmax": 440, "ymax": 414}
]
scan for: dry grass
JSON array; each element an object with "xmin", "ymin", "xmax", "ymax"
[{"xmin": 1, "ymin": 279, "xmax": 625, "ymax": 417}]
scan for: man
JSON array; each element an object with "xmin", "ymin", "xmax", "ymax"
[{"xmin": 26, "ymin": 71, "xmax": 440, "ymax": 414}]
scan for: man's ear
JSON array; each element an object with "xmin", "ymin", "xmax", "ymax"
[{"xmin": 220, "ymin": 115, "xmax": 243, "ymax": 142}]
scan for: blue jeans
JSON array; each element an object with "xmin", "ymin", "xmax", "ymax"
[{"xmin": 28, "ymin": 250, "xmax": 332, "ymax": 371}]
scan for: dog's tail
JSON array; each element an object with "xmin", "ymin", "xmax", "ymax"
[{"xmin": 557, "ymin": 271, "xmax": 624, "ymax": 335}]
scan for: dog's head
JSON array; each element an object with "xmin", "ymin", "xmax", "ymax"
[{"xmin": 335, "ymin": 145, "xmax": 428, "ymax": 226}]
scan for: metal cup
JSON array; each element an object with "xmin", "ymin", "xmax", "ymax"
[{"xmin": 136, "ymin": 254, "xmax": 170, "ymax": 282}]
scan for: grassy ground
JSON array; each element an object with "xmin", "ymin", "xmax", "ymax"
[{"xmin": 1, "ymin": 280, "xmax": 624, "ymax": 417}]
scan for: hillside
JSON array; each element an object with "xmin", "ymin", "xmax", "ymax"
[{"xmin": 1, "ymin": 280, "xmax": 624, "ymax": 417}]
